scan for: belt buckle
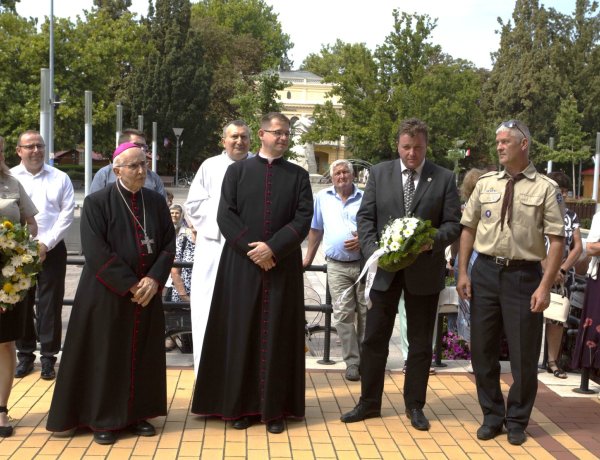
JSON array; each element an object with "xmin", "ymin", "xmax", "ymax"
[{"xmin": 493, "ymin": 256, "xmax": 509, "ymax": 266}]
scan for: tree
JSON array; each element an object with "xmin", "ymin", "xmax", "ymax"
[
  {"xmin": 124, "ymin": 0, "xmax": 212, "ymax": 172},
  {"xmin": 303, "ymin": 11, "xmax": 487, "ymax": 167},
  {"xmin": 52, "ymin": 10, "xmax": 151, "ymax": 154},
  {"xmin": 483, "ymin": 0, "xmax": 567, "ymax": 144},
  {"xmin": 191, "ymin": 0, "xmax": 292, "ymax": 70},
  {"xmin": 303, "ymin": 41, "xmax": 387, "ymax": 162},
  {"xmin": 93, "ymin": 0, "xmax": 132, "ymax": 19},
  {"xmin": 231, "ymin": 71, "xmax": 284, "ymax": 152},
  {"xmin": 0, "ymin": 12, "xmax": 46, "ymax": 161},
  {"xmin": 0, "ymin": 0, "xmax": 18, "ymax": 13},
  {"xmin": 548, "ymin": 94, "xmax": 590, "ymax": 194}
]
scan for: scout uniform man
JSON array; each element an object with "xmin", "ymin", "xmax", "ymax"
[{"xmin": 456, "ymin": 119, "xmax": 564, "ymax": 446}]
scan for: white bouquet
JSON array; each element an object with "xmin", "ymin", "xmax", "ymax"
[{"xmin": 377, "ymin": 216, "xmax": 437, "ymax": 272}]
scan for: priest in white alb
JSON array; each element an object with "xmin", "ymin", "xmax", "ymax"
[{"xmin": 184, "ymin": 120, "xmax": 253, "ymax": 372}]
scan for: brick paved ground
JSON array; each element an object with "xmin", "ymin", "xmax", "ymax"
[{"xmin": 2, "ymin": 369, "xmax": 600, "ymax": 459}]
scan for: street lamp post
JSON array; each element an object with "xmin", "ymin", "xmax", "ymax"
[{"xmin": 172, "ymin": 127, "xmax": 183, "ymax": 187}]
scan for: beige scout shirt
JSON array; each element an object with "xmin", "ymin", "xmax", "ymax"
[
  {"xmin": 461, "ymin": 162, "xmax": 564, "ymax": 261},
  {"xmin": 0, "ymin": 174, "xmax": 38, "ymax": 223}
]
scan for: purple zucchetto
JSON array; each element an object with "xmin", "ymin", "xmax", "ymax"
[{"xmin": 112, "ymin": 142, "xmax": 141, "ymax": 160}]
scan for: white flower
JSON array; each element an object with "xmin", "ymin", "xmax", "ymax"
[
  {"xmin": 2, "ymin": 266, "xmax": 15, "ymax": 277},
  {"xmin": 403, "ymin": 229, "xmax": 414, "ymax": 238},
  {"xmin": 21, "ymin": 254, "xmax": 33, "ymax": 264},
  {"xmin": 17, "ymin": 278, "xmax": 31, "ymax": 290},
  {"xmin": 389, "ymin": 241, "xmax": 400, "ymax": 251}
]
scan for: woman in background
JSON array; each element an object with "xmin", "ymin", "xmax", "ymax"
[
  {"xmin": 543, "ymin": 172, "xmax": 582, "ymax": 378},
  {"xmin": 0, "ymin": 136, "xmax": 38, "ymax": 437},
  {"xmin": 571, "ymin": 210, "xmax": 600, "ymax": 383}
]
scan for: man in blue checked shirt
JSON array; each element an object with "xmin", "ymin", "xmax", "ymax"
[{"xmin": 303, "ymin": 159, "xmax": 366, "ymax": 381}]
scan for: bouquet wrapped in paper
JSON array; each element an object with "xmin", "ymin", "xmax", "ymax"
[
  {"xmin": 377, "ymin": 216, "xmax": 437, "ymax": 272},
  {"xmin": 0, "ymin": 219, "xmax": 41, "ymax": 312}
]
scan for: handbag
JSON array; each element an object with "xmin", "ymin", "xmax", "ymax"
[{"xmin": 544, "ymin": 284, "xmax": 570, "ymax": 323}]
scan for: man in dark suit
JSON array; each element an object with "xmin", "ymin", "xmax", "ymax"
[{"xmin": 340, "ymin": 118, "xmax": 461, "ymax": 431}]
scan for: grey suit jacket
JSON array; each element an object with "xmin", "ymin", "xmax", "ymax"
[{"xmin": 357, "ymin": 159, "xmax": 461, "ymax": 295}]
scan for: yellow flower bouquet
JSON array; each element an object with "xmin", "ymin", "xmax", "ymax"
[{"xmin": 0, "ymin": 219, "xmax": 41, "ymax": 312}]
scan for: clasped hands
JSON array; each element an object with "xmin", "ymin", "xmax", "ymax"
[
  {"xmin": 248, "ymin": 241, "xmax": 275, "ymax": 271},
  {"xmin": 130, "ymin": 276, "xmax": 159, "ymax": 307}
]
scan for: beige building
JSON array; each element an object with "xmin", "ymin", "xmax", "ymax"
[{"xmin": 277, "ymin": 71, "xmax": 349, "ymax": 175}]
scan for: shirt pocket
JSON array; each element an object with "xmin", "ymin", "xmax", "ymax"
[
  {"xmin": 0, "ymin": 192, "xmax": 19, "ymax": 200},
  {"xmin": 479, "ymin": 192, "xmax": 502, "ymax": 223},
  {"xmin": 515, "ymin": 193, "xmax": 544, "ymax": 225}
]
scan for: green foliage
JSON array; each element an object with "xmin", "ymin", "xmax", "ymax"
[
  {"xmin": 191, "ymin": 0, "xmax": 292, "ymax": 70},
  {"xmin": 303, "ymin": 11, "xmax": 487, "ymax": 167},
  {"xmin": 93, "ymin": 0, "xmax": 132, "ymax": 19},
  {"xmin": 0, "ymin": 0, "xmax": 17, "ymax": 13},
  {"xmin": 231, "ymin": 72, "xmax": 284, "ymax": 152},
  {"xmin": 124, "ymin": 0, "xmax": 212, "ymax": 172},
  {"xmin": 483, "ymin": 0, "xmax": 566, "ymax": 141}
]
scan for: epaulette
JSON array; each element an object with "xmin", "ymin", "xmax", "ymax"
[
  {"xmin": 478, "ymin": 171, "xmax": 497, "ymax": 180},
  {"xmin": 539, "ymin": 175, "xmax": 559, "ymax": 187}
]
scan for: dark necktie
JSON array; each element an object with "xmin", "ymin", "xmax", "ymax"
[
  {"xmin": 500, "ymin": 173, "xmax": 525, "ymax": 231},
  {"xmin": 404, "ymin": 169, "xmax": 416, "ymax": 215}
]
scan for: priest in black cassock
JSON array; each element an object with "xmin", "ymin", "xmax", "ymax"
[
  {"xmin": 46, "ymin": 143, "xmax": 175, "ymax": 445},
  {"xmin": 191, "ymin": 113, "xmax": 313, "ymax": 434}
]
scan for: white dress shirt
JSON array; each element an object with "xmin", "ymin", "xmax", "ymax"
[{"xmin": 11, "ymin": 163, "xmax": 75, "ymax": 250}]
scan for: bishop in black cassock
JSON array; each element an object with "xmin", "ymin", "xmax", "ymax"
[
  {"xmin": 46, "ymin": 143, "xmax": 175, "ymax": 444},
  {"xmin": 191, "ymin": 113, "xmax": 313, "ymax": 434}
]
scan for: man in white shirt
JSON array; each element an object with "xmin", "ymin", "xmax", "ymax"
[
  {"xmin": 184, "ymin": 120, "xmax": 253, "ymax": 373},
  {"xmin": 13, "ymin": 130, "xmax": 75, "ymax": 380}
]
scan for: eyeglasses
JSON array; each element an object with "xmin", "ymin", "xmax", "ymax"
[
  {"xmin": 263, "ymin": 129, "xmax": 291, "ymax": 138},
  {"xmin": 19, "ymin": 143, "xmax": 45, "ymax": 151},
  {"xmin": 118, "ymin": 161, "xmax": 147, "ymax": 171},
  {"xmin": 498, "ymin": 120, "xmax": 528, "ymax": 139}
]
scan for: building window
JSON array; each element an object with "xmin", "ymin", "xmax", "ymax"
[{"xmin": 287, "ymin": 91, "xmax": 291, "ymax": 99}]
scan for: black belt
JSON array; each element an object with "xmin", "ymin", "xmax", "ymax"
[
  {"xmin": 326, "ymin": 257, "xmax": 360, "ymax": 263},
  {"xmin": 479, "ymin": 253, "xmax": 539, "ymax": 267}
]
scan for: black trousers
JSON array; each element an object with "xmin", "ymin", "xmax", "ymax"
[
  {"xmin": 359, "ymin": 270, "xmax": 439, "ymax": 411},
  {"xmin": 470, "ymin": 256, "xmax": 543, "ymax": 430},
  {"xmin": 17, "ymin": 240, "xmax": 67, "ymax": 364}
]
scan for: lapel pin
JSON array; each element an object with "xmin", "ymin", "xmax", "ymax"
[{"xmin": 427, "ymin": 178, "xmax": 432, "ymax": 182}]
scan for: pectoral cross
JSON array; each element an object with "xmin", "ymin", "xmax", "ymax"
[{"xmin": 141, "ymin": 234, "xmax": 155, "ymax": 254}]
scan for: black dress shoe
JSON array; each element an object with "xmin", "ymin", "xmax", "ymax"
[
  {"xmin": 0, "ymin": 406, "xmax": 13, "ymax": 438},
  {"xmin": 0, "ymin": 425, "xmax": 13, "ymax": 438},
  {"xmin": 405, "ymin": 408, "xmax": 430, "ymax": 431},
  {"xmin": 41, "ymin": 361, "xmax": 56, "ymax": 380},
  {"xmin": 340, "ymin": 404, "xmax": 381, "ymax": 423},
  {"xmin": 232, "ymin": 417, "xmax": 251, "ymax": 430},
  {"xmin": 130, "ymin": 420, "xmax": 156, "ymax": 437},
  {"xmin": 15, "ymin": 360, "xmax": 34, "ymax": 378},
  {"xmin": 476, "ymin": 424, "xmax": 503, "ymax": 440},
  {"xmin": 93, "ymin": 430, "xmax": 117, "ymax": 445},
  {"xmin": 507, "ymin": 428, "xmax": 526, "ymax": 445},
  {"xmin": 266, "ymin": 418, "xmax": 285, "ymax": 434}
]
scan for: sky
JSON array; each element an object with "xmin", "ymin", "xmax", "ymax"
[{"xmin": 16, "ymin": 0, "xmax": 577, "ymax": 70}]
